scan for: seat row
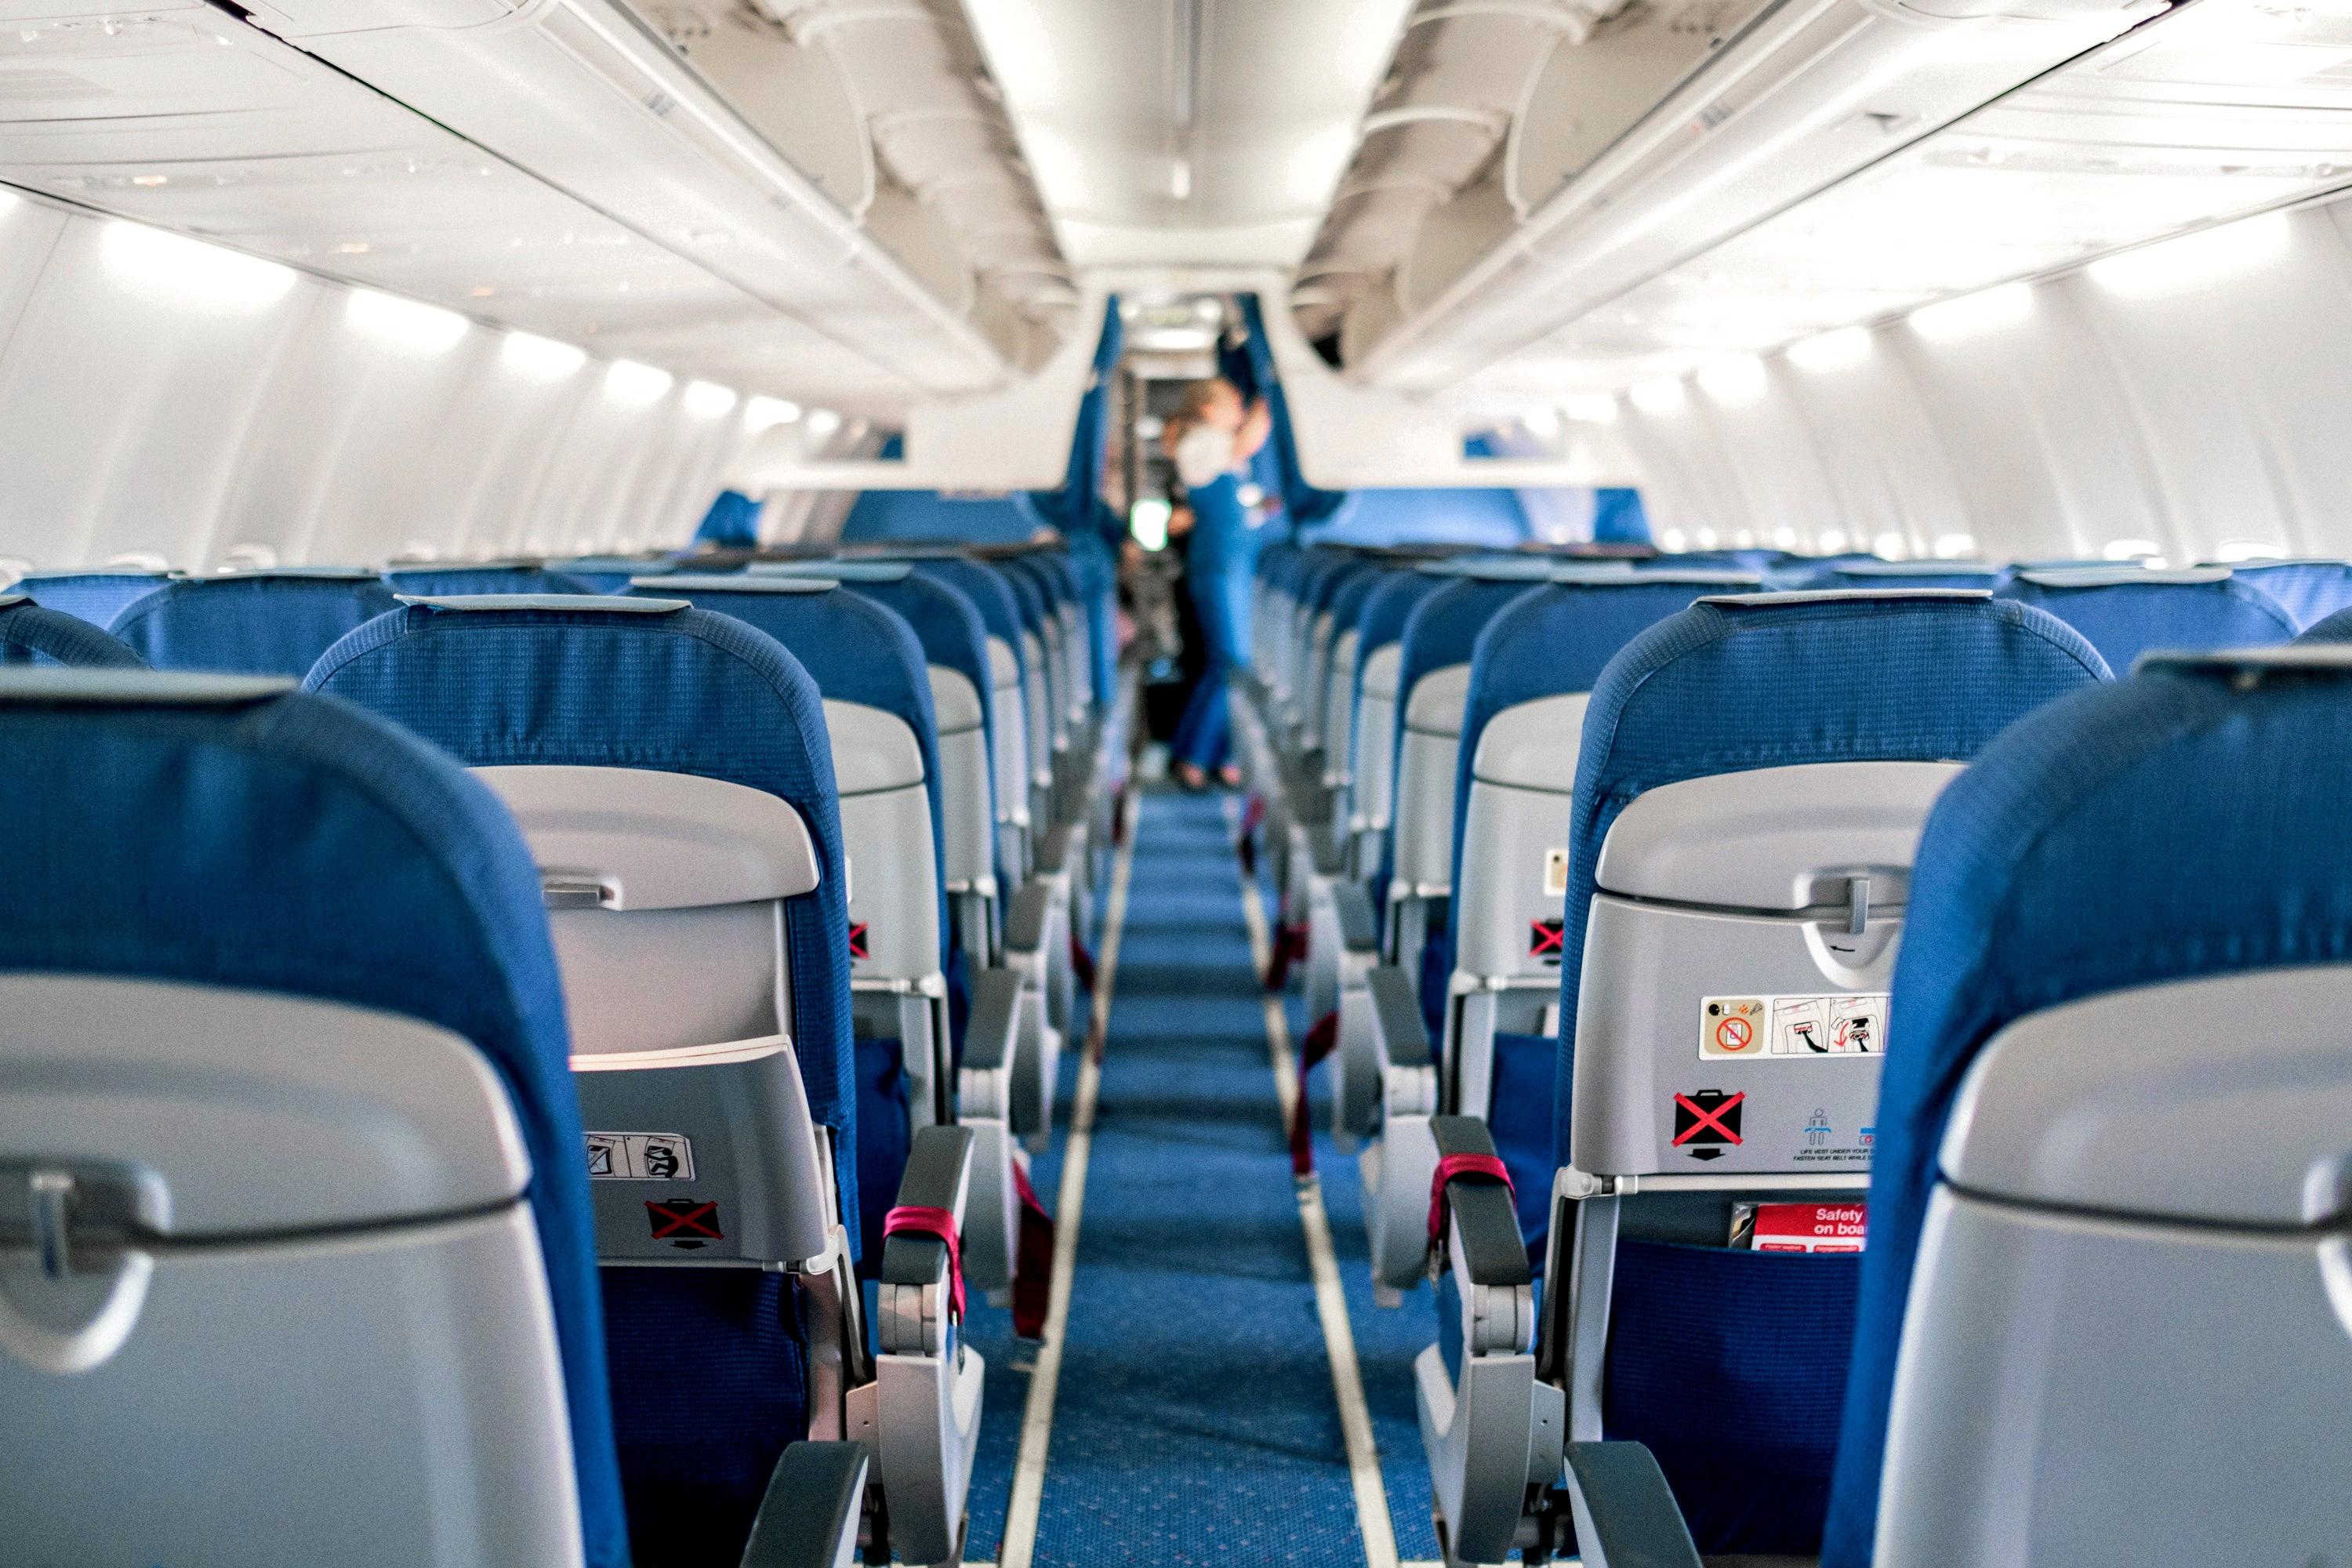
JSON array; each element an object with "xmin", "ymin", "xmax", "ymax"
[
  {"xmin": 1235, "ymin": 540, "xmax": 2352, "ymax": 1565},
  {"xmin": 0, "ymin": 539, "xmax": 1127, "ymax": 1568}
]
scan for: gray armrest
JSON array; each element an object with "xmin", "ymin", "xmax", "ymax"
[
  {"xmin": 880, "ymin": 1125, "xmax": 975, "ymax": 1300},
  {"xmin": 738, "ymin": 1441, "xmax": 867, "ymax": 1568},
  {"xmin": 1332, "ymin": 882, "xmax": 1378, "ymax": 954},
  {"xmin": 1004, "ymin": 880, "xmax": 1052, "ymax": 953},
  {"xmin": 1368, "ymin": 965, "xmax": 1432, "ymax": 1071},
  {"xmin": 1431, "ymin": 1116, "xmax": 1530, "ymax": 1289},
  {"xmin": 962, "ymin": 967, "xmax": 1022, "ymax": 1075},
  {"xmin": 1035, "ymin": 820, "xmax": 1073, "ymax": 876},
  {"xmin": 1561, "ymin": 1441, "xmax": 1702, "ymax": 1568}
]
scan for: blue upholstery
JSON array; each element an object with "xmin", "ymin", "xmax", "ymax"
[
  {"xmin": 109, "ymin": 572, "xmax": 401, "ymax": 677},
  {"xmin": 1822, "ymin": 648, "xmax": 2352, "ymax": 1565},
  {"xmin": 0, "ymin": 593, "xmax": 145, "ymax": 667},
  {"xmin": 841, "ymin": 489, "xmax": 1045, "ymax": 546},
  {"xmin": 1823, "ymin": 561, "xmax": 2005, "ymax": 591},
  {"xmin": 2211, "ymin": 557, "xmax": 2352, "ymax": 629},
  {"xmin": 1353, "ymin": 570, "xmax": 1449, "ymax": 664},
  {"xmin": 753, "ymin": 561, "xmax": 996, "ymax": 754},
  {"xmin": 1996, "ymin": 567, "xmax": 2296, "ymax": 672},
  {"xmin": 1551, "ymin": 592, "xmax": 2106, "ymax": 1555},
  {"xmin": 304, "ymin": 597, "xmax": 860, "ymax": 1247},
  {"xmin": 2295, "ymin": 604, "xmax": 2352, "ymax": 644},
  {"xmin": 558, "ymin": 557, "xmax": 677, "ymax": 593},
  {"xmin": 1305, "ymin": 488, "xmax": 1531, "ymax": 549},
  {"xmin": 381, "ymin": 563, "xmax": 591, "ymax": 597},
  {"xmin": 902, "ymin": 557, "xmax": 1031, "ymax": 695},
  {"xmin": 0, "ymin": 670, "xmax": 627, "ymax": 1568},
  {"xmin": 14, "ymin": 568, "xmax": 175, "ymax": 627},
  {"xmin": 631, "ymin": 575, "xmax": 949, "ymax": 974}
]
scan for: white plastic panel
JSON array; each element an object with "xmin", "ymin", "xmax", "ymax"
[
  {"xmin": 823, "ymin": 699, "xmax": 927, "ymax": 797},
  {"xmin": 1944, "ymin": 967, "xmax": 2352, "ymax": 1227},
  {"xmin": 1472, "ymin": 691, "xmax": 1589, "ymax": 793},
  {"xmin": 0, "ymin": 973, "xmax": 529, "ymax": 1234},
  {"xmin": 1594, "ymin": 762, "xmax": 1963, "ymax": 911},
  {"xmin": 476, "ymin": 764, "xmax": 820, "ymax": 909}
]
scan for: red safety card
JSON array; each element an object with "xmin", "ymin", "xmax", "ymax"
[{"xmin": 1748, "ymin": 1202, "xmax": 1866, "ymax": 1253}]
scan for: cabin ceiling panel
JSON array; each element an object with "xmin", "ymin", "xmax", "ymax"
[
  {"xmin": 963, "ymin": 0, "xmax": 1414, "ymax": 270},
  {"xmin": 0, "ymin": 0, "xmax": 1014, "ymax": 416},
  {"xmin": 1390, "ymin": 0, "xmax": 2352, "ymax": 398}
]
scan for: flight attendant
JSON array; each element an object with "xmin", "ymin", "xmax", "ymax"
[{"xmin": 1163, "ymin": 376, "xmax": 1272, "ymax": 789}]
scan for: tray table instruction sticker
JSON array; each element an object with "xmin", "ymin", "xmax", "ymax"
[
  {"xmin": 586, "ymin": 1131, "xmax": 696, "ymax": 1181},
  {"xmin": 1699, "ymin": 993, "xmax": 1888, "ymax": 1058}
]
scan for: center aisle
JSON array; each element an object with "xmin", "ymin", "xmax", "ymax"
[{"xmin": 1019, "ymin": 787, "xmax": 1376, "ymax": 1566}]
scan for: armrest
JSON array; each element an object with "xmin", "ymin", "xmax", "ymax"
[
  {"xmin": 1431, "ymin": 1116, "xmax": 1531, "ymax": 1289},
  {"xmin": 1368, "ymin": 965, "xmax": 1432, "ymax": 1072},
  {"xmin": 1035, "ymin": 820, "xmax": 1073, "ymax": 876},
  {"xmin": 961, "ymin": 967, "xmax": 1022, "ymax": 1076},
  {"xmin": 1332, "ymin": 881, "xmax": 1378, "ymax": 954},
  {"xmin": 738, "ymin": 1441, "xmax": 867, "ymax": 1568},
  {"xmin": 1560, "ymin": 1442, "xmax": 1703, "ymax": 1568},
  {"xmin": 1004, "ymin": 880, "xmax": 1053, "ymax": 953},
  {"xmin": 879, "ymin": 1125, "xmax": 975, "ymax": 1355}
]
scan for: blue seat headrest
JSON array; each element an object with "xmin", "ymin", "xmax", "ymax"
[
  {"xmin": 1354, "ymin": 572, "xmax": 1450, "ymax": 661},
  {"xmin": 840, "ymin": 489, "xmax": 1044, "ymax": 546},
  {"xmin": 0, "ymin": 667, "xmax": 626, "ymax": 1566},
  {"xmin": 14, "ymin": 569, "xmax": 178, "ymax": 628},
  {"xmin": 1555, "ymin": 592, "xmax": 2111, "ymax": 1170},
  {"xmin": 1998, "ymin": 566, "xmax": 2296, "ymax": 672},
  {"xmin": 0, "ymin": 595, "xmax": 147, "ymax": 670},
  {"xmin": 2202, "ymin": 557, "xmax": 2352, "ymax": 629},
  {"xmin": 303, "ymin": 599, "xmax": 862, "ymax": 1261},
  {"xmin": 379, "ymin": 564, "xmax": 592, "ymax": 597},
  {"xmin": 902, "ymin": 559, "xmax": 1029, "ymax": 687},
  {"xmin": 1823, "ymin": 644, "xmax": 2352, "ymax": 1565},
  {"xmin": 109, "ymin": 572, "xmax": 402, "ymax": 677}
]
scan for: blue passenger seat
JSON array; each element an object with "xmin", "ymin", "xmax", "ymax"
[
  {"xmin": 0, "ymin": 669, "xmax": 630, "ymax": 1566},
  {"xmin": 108, "ymin": 569, "xmax": 399, "ymax": 677},
  {"xmin": 1411, "ymin": 591, "xmax": 2108, "ymax": 1564},
  {"xmin": 1996, "ymin": 566, "xmax": 2295, "ymax": 670},
  {"xmin": 382, "ymin": 561, "xmax": 590, "ymax": 597},
  {"xmin": 0, "ymin": 593, "xmax": 144, "ymax": 666},
  {"xmin": 1813, "ymin": 644, "xmax": 2352, "ymax": 1566},
  {"xmin": 2204, "ymin": 557, "xmax": 2352, "ymax": 629},
  {"xmin": 12, "ymin": 568, "xmax": 176, "ymax": 627},
  {"xmin": 307, "ymin": 593, "xmax": 982, "ymax": 1566}
]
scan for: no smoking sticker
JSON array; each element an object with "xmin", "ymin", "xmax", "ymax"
[{"xmin": 1700, "ymin": 993, "xmax": 1887, "ymax": 1059}]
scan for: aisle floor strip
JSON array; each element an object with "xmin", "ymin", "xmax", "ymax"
[
  {"xmin": 994, "ymin": 783, "xmax": 1139, "ymax": 1568},
  {"xmin": 1232, "ymin": 804, "xmax": 1403, "ymax": 1568}
]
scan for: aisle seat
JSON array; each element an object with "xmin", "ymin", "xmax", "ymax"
[
  {"xmin": 1996, "ymin": 566, "xmax": 2295, "ymax": 670},
  {"xmin": 0, "ymin": 593, "xmax": 143, "ymax": 667},
  {"xmin": 110, "ymin": 569, "xmax": 397, "ymax": 677},
  {"xmin": 307, "ymin": 597, "xmax": 982, "ymax": 1568},
  {"xmin": 1412, "ymin": 591, "xmax": 2108, "ymax": 1564},
  {"xmin": 382, "ymin": 561, "xmax": 590, "ymax": 597}
]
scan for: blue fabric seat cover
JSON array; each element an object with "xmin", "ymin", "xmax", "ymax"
[
  {"xmin": 382, "ymin": 563, "xmax": 591, "ymax": 597},
  {"xmin": 15, "ymin": 569, "xmax": 176, "ymax": 627},
  {"xmin": 110, "ymin": 572, "xmax": 401, "ymax": 677},
  {"xmin": 0, "ymin": 672, "xmax": 628, "ymax": 1567},
  {"xmin": 2212, "ymin": 558, "xmax": 2352, "ymax": 629},
  {"xmin": 1822, "ymin": 649, "xmax": 2352, "ymax": 1563},
  {"xmin": 1555, "ymin": 592, "xmax": 2108, "ymax": 1555},
  {"xmin": 0, "ymin": 594, "xmax": 146, "ymax": 667},
  {"xmin": 1995, "ymin": 568, "xmax": 2295, "ymax": 672}
]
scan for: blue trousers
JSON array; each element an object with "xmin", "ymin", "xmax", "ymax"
[{"xmin": 1171, "ymin": 558, "xmax": 1250, "ymax": 771}]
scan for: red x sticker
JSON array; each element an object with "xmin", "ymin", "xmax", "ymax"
[
  {"xmin": 1671, "ymin": 1090, "xmax": 1744, "ymax": 1160},
  {"xmin": 646, "ymin": 1199, "xmax": 723, "ymax": 1248},
  {"xmin": 848, "ymin": 922, "xmax": 869, "ymax": 961},
  {"xmin": 1528, "ymin": 918, "xmax": 1566, "ymax": 960}
]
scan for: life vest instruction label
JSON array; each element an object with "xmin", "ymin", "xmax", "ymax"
[
  {"xmin": 1700, "ymin": 993, "xmax": 1886, "ymax": 1059},
  {"xmin": 586, "ymin": 1131, "xmax": 696, "ymax": 1181}
]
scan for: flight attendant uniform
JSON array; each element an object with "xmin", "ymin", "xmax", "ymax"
[{"xmin": 1168, "ymin": 426, "xmax": 1258, "ymax": 775}]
